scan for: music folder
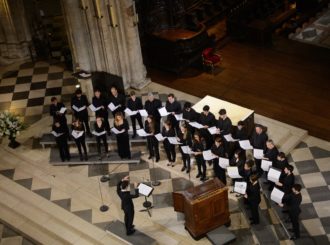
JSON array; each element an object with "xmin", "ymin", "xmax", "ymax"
[
  {"xmin": 271, "ymin": 187, "xmax": 285, "ymax": 204},
  {"xmin": 138, "ymin": 183, "xmax": 154, "ymax": 197},
  {"xmin": 234, "ymin": 181, "xmax": 247, "ymax": 195},
  {"xmin": 59, "ymin": 107, "xmax": 67, "ymax": 114},
  {"xmin": 267, "ymin": 167, "xmax": 282, "ymax": 183}
]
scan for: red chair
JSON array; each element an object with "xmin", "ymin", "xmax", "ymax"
[{"xmin": 202, "ymin": 47, "xmax": 222, "ymax": 73}]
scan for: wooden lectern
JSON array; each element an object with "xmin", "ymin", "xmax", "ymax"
[{"xmin": 172, "ymin": 178, "xmax": 230, "ymax": 239}]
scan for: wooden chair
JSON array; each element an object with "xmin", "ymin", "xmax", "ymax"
[{"xmin": 202, "ymin": 47, "xmax": 222, "ymax": 74}]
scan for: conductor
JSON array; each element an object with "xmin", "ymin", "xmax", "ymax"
[{"xmin": 117, "ymin": 176, "xmax": 139, "ymax": 235}]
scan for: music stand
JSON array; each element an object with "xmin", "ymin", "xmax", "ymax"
[{"xmin": 139, "ymin": 183, "xmax": 154, "ymax": 217}]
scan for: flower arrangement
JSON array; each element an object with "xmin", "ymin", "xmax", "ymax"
[{"xmin": 0, "ymin": 111, "xmax": 26, "ymax": 147}]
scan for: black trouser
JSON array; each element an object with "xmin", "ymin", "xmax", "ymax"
[
  {"xmin": 255, "ymin": 159, "xmax": 263, "ymax": 176},
  {"xmin": 164, "ymin": 140, "xmax": 176, "ymax": 162},
  {"xmin": 96, "ymin": 134, "xmax": 108, "ymax": 154},
  {"xmin": 124, "ymin": 208, "xmax": 134, "ymax": 233},
  {"xmin": 74, "ymin": 136, "xmax": 87, "ymax": 156},
  {"xmin": 56, "ymin": 136, "xmax": 70, "ymax": 161},
  {"xmin": 289, "ymin": 212, "xmax": 300, "ymax": 238},
  {"xmin": 180, "ymin": 148, "xmax": 190, "ymax": 169},
  {"xmin": 147, "ymin": 136, "xmax": 159, "ymax": 159},
  {"xmin": 130, "ymin": 114, "xmax": 143, "ymax": 135},
  {"xmin": 213, "ymin": 158, "xmax": 226, "ymax": 185},
  {"xmin": 196, "ymin": 156, "xmax": 206, "ymax": 177},
  {"xmin": 250, "ymin": 202, "xmax": 260, "ymax": 223},
  {"xmin": 75, "ymin": 112, "xmax": 91, "ymax": 134}
]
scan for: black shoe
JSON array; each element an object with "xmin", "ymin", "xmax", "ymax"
[
  {"xmin": 79, "ymin": 155, "xmax": 83, "ymax": 161},
  {"xmin": 98, "ymin": 155, "xmax": 102, "ymax": 160},
  {"xmin": 156, "ymin": 158, "xmax": 160, "ymax": 162},
  {"xmin": 181, "ymin": 166, "xmax": 186, "ymax": 172},
  {"xmin": 250, "ymin": 221, "xmax": 259, "ymax": 225},
  {"xmin": 290, "ymin": 236, "xmax": 298, "ymax": 240},
  {"xmin": 186, "ymin": 169, "xmax": 190, "ymax": 173},
  {"xmin": 61, "ymin": 158, "xmax": 65, "ymax": 162},
  {"xmin": 148, "ymin": 156, "xmax": 152, "ymax": 159},
  {"xmin": 196, "ymin": 173, "xmax": 201, "ymax": 178},
  {"xmin": 230, "ymin": 190, "xmax": 234, "ymax": 194},
  {"xmin": 84, "ymin": 154, "xmax": 88, "ymax": 161},
  {"xmin": 127, "ymin": 229, "xmax": 136, "ymax": 236},
  {"xmin": 132, "ymin": 134, "xmax": 136, "ymax": 139},
  {"xmin": 66, "ymin": 157, "xmax": 71, "ymax": 161},
  {"xmin": 201, "ymin": 176, "xmax": 208, "ymax": 181}
]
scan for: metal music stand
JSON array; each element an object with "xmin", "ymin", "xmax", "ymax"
[{"xmin": 139, "ymin": 183, "xmax": 154, "ymax": 217}]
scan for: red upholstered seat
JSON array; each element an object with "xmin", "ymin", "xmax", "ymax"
[{"xmin": 202, "ymin": 47, "xmax": 222, "ymax": 73}]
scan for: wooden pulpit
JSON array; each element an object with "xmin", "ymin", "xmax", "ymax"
[{"xmin": 173, "ymin": 178, "xmax": 230, "ymax": 239}]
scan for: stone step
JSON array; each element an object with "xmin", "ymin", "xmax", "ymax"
[
  {"xmin": 0, "ymin": 236, "xmax": 23, "ymax": 245},
  {"xmin": 0, "ymin": 174, "xmax": 125, "ymax": 245}
]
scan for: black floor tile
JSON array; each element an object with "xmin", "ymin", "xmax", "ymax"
[
  {"xmin": 53, "ymin": 198, "xmax": 71, "ymax": 211},
  {"xmin": 30, "ymin": 81, "xmax": 47, "ymax": 90},
  {"xmin": 129, "ymin": 160, "xmax": 149, "ymax": 171},
  {"xmin": 299, "ymin": 203, "xmax": 319, "ymax": 220},
  {"xmin": 63, "ymin": 77, "xmax": 77, "ymax": 86},
  {"xmin": 12, "ymin": 91, "xmax": 29, "ymax": 100},
  {"xmin": 2, "ymin": 70, "xmax": 18, "ymax": 78},
  {"xmin": 15, "ymin": 178, "xmax": 33, "ymax": 190},
  {"xmin": 172, "ymin": 177, "xmax": 194, "ymax": 192},
  {"xmin": 48, "ymin": 72, "xmax": 63, "ymax": 80},
  {"xmin": 309, "ymin": 146, "xmax": 330, "ymax": 159},
  {"xmin": 0, "ymin": 169, "xmax": 15, "ymax": 179},
  {"xmin": 73, "ymin": 209, "xmax": 92, "ymax": 223},
  {"xmin": 322, "ymin": 171, "xmax": 330, "ymax": 185},
  {"xmin": 88, "ymin": 164, "xmax": 109, "ymax": 177},
  {"xmin": 33, "ymin": 188, "xmax": 52, "ymax": 200},
  {"xmin": 33, "ymin": 67, "xmax": 49, "ymax": 74},
  {"xmin": 27, "ymin": 97, "xmax": 45, "ymax": 107},
  {"xmin": 149, "ymin": 167, "xmax": 171, "ymax": 181},
  {"xmin": 295, "ymin": 142, "xmax": 308, "ymax": 149},
  {"xmin": 0, "ymin": 85, "xmax": 15, "ymax": 94},
  {"xmin": 16, "ymin": 76, "xmax": 32, "ymax": 84},
  {"xmin": 108, "ymin": 172, "xmax": 129, "ymax": 187},
  {"xmin": 153, "ymin": 192, "xmax": 173, "ymax": 209},
  {"xmin": 45, "ymin": 87, "xmax": 62, "ymax": 96},
  {"xmin": 307, "ymin": 186, "xmax": 330, "ymax": 202},
  {"xmin": 20, "ymin": 62, "xmax": 35, "ymax": 69},
  {"xmin": 294, "ymin": 160, "xmax": 320, "ymax": 174}
]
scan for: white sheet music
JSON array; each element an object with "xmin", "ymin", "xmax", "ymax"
[
  {"xmin": 136, "ymin": 128, "xmax": 151, "ymax": 137},
  {"xmin": 227, "ymin": 166, "xmax": 242, "ymax": 179},
  {"xmin": 158, "ymin": 107, "xmax": 170, "ymax": 117},
  {"xmin": 267, "ymin": 167, "xmax": 282, "ymax": 183},
  {"xmin": 79, "ymin": 72, "xmax": 91, "ymax": 78},
  {"xmin": 89, "ymin": 104, "xmax": 102, "ymax": 112},
  {"xmin": 138, "ymin": 183, "xmax": 154, "ymax": 197},
  {"xmin": 219, "ymin": 157, "xmax": 230, "ymax": 168},
  {"xmin": 271, "ymin": 187, "xmax": 285, "ymax": 204},
  {"xmin": 71, "ymin": 130, "xmax": 84, "ymax": 139},
  {"xmin": 202, "ymin": 150, "xmax": 217, "ymax": 161},
  {"xmin": 59, "ymin": 107, "xmax": 66, "ymax": 114},
  {"xmin": 167, "ymin": 137, "xmax": 182, "ymax": 145},
  {"xmin": 137, "ymin": 109, "xmax": 147, "ymax": 117},
  {"xmin": 239, "ymin": 140, "xmax": 253, "ymax": 150},
  {"xmin": 224, "ymin": 134, "xmax": 239, "ymax": 142},
  {"xmin": 92, "ymin": 130, "xmax": 106, "ymax": 136},
  {"xmin": 261, "ymin": 159, "xmax": 273, "ymax": 171},
  {"xmin": 253, "ymin": 149, "xmax": 264, "ymax": 159},
  {"xmin": 51, "ymin": 131, "xmax": 63, "ymax": 137},
  {"xmin": 181, "ymin": 145, "xmax": 193, "ymax": 154},
  {"xmin": 72, "ymin": 105, "xmax": 86, "ymax": 112},
  {"xmin": 108, "ymin": 103, "xmax": 120, "ymax": 111},
  {"xmin": 174, "ymin": 113, "xmax": 184, "ymax": 121},
  {"xmin": 111, "ymin": 127, "xmax": 125, "ymax": 134},
  {"xmin": 189, "ymin": 121, "xmax": 204, "ymax": 129},
  {"xmin": 155, "ymin": 133, "xmax": 166, "ymax": 141},
  {"xmin": 234, "ymin": 181, "xmax": 247, "ymax": 195},
  {"xmin": 124, "ymin": 108, "xmax": 138, "ymax": 116},
  {"xmin": 207, "ymin": 126, "xmax": 218, "ymax": 135}
]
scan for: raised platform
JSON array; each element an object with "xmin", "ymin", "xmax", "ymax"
[{"xmin": 49, "ymin": 149, "xmax": 142, "ymax": 165}]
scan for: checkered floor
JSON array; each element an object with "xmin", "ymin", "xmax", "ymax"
[
  {"xmin": 0, "ymin": 60, "xmax": 77, "ymax": 125},
  {"xmin": 287, "ymin": 141, "xmax": 330, "ymax": 242}
]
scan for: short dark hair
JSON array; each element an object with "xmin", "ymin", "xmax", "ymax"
[
  {"xmin": 168, "ymin": 93, "xmax": 174, "ymax": 98},
  {"xmin": 184, "ymin": 102, "xmax": 191, "ymax": 109},
  {"xmin": 219, "ymin": 109, "xmax": 226, "ymax": 115},
  {"xmin": 214, "ymin": 136, "xmax": 222, "ymax": 143},
  {"xmin": 51, "ymin": 97, "xmax": 57, "ymax": 102},
  {"xmin": 278, "ymin": 152, "xmax": 286, "ymax": 159},
  {"xmin": 121, "ymin": 180, "xmax": 129, "ymax": 190},
  {"xmin": 130, "ymin": 90, "xmax": 136, "ymax": 96},
  {"xmin": 246, "ymin": 159, "xmax": 254, "ymax": 168},
  {"xmin": 75, "ymin": 89, "xmax": 82, "ymax": 95},
  {"xmin": 237, "ymin": 121, "xmax": 245, "ymax": 126},
  {"xmin": 164, "ymin": 119, "xmax": 172, "ymax": 127},
  {"xmin": 293, "ymin": 184, "xmax": 301, "ymax": 192},
  {"xmin": 250, "ymin": 174, "xmax": 258, "ymax": 182},
  {"xmin": 286, "ymin": 165, "xmax": 294, "ymax": 172},
  {"xmin": 94, "ymin": 87, "xmax": 101, "ymax": 92},
  {"xmin": 203, "ymin": 105, "xmax": 210, "ymax": 111}
]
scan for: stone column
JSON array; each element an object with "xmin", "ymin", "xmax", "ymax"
[
  {"xmin": 0, "ymin": 0, "xmax": 31, "ymax": 61},
  {"xmin": 61, "ymin": 0, "xmax": 150, "ymax": 90}
]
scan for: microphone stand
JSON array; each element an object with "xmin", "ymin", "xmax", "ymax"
[
  {"xmin": 151, "ymin": 156, "xmax": 161, "ymax": 186},
  {"xmin": 98, "ymin": 176, "xmax": 109, "ymax": 212}
]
